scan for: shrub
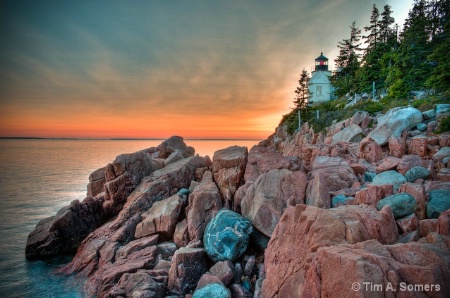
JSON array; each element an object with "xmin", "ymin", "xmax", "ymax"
[{"xmin": 437, "ymin": 115, "xmax": 450, "ymax": 134}]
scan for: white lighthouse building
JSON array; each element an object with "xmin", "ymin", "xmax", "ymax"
[{"xmin": 308, "ymin": 53, "xmax": 332, "ymax": 104}]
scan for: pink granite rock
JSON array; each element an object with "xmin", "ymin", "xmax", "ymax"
[
  {"xmin": 399, "ymin": 182, "xmax": 427, "ymax": 220},
  {"xmin": 397, "ymin": 154, "xmax": 423, "ymax": 175},
  {"xmin": 410, "ymin": 135, "xmax": 428, "ymax": 157},
  {"xmin": 262, "ymin": 204, "xmax": 398, "ymax": 297},
  {"xmin": 437, "ymin": 209, "xmax": 450, "ymax": 235},
  {"xmin": 419, "ymin": 219, "xmax": 438, "ymax": 237},
  {"xmin": 396, "ymin": 213, "xmax": 419, "ymax": 234},
  {"xmin": 389, "ymin": 135, "xmax": 406, "ymax": 158},
  {"xmin": 359, "ymin": 140, "xmax": 382, "ymax": 163},
  {"xmin": 167, "ymin": 247, "xmax": 209, "ymax": 295},
  {"xmin": 134, "ymin": 193, "xmax": 186, "ymax": 239},
  {"xmin": 303, "ymin": 237, "xmax": 450, "ymax": 298},
  {"xmin": 241, "ymin": 169, "xmax": 307, "ymax": 237},
  {"xmin": 186, "ymin": 171, "xmax": 222, "ymax": 242},
  {"xmin": 212, "ymin": 146, "xmax": 248, "ymax": 209},
  {"xmin": 376, "ymin": 157, "xmax": 401, "ymax": 174},
  {"xmin": 355, "ymin": 184, "xmax": 393, "ymax": 206}
]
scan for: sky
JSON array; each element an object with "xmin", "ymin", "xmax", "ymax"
[{"xmin": 0, "ymin": 0, "xmax": 414, "ymax": 139}]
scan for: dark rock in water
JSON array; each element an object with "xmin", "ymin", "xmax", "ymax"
[
  {"xmin": 203, "ymin": 209, "xmax": 252, "ymax": 262},
  {"xmin": 427, "ymin": 189, "xmax": 450, "ymax": 219},
  {"xmin": 192, "ymin": 282, "xmax": 231, "ymax": 298},
  {"xmin": 377, "ymin": 193, "xmax": 417, "ymax": 219},
  {"xmin": 25, "ymin": 195, "xmax": 106, "ymax": 259}
]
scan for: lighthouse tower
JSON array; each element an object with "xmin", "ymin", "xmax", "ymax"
[{"xmin": 308, "ymin": 52, "xmax": 332, "ymax": 104}]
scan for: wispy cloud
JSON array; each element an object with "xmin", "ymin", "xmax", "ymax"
[{"xmin": 0, "ymin": 0, "xmax": 414, "ymax": 138}]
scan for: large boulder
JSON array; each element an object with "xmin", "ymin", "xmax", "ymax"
[
  {"xmin": 376, "ymin": 157, "xmax": 401, "ymax": 174},
  {"xmin": 104, "ymin": 150, "xmax": 164, "ymax": 214},
  {"xmin": 372, "ymin": 170, "xmax": 407, "ymax": 192},
  {"xmin": 244, "ymin": 145, "xmax": 297, "ymax": 183},
  {"xmin": 186, "ymin": 171, "xmax": 222, "ymax": 242},
  {"xmin": 25, "ymin": 195, "xmax": 106, "ymax": 259},
  {"xmin": 262, "ymin": 204, "xmax": 398, "ymax": 298},
  {"xmin": 134, "ymin": 193, "xmax": 186, "ymax": 239},
  {"xmin": 60, "ymin": 155, "xmax": 211, "ymax": 282},
  {"xmin": 310, "ymin": 156, "xmax": 357, "ymax": 191},
  {"xmin": 433, "ymin": 147, "xmax": 450, "ymax": 162},
  {"xmin": 331, "ymin": 123, "xmax": 363, "ymax": 145},
  {"xmin": 212, "ymin": 146, "xmax": 248, "ymax": 209},
  {"xmin": 368, "ymin": 107, "xmax": 423, "ymax": 145},
  {"xmin": 427, "ymin": 189, "xmax": 450, "ymax": 219},
  {"xmin": 397, "ymin": 154, "xmax": 423, "ymax": 175},
  {"xmin": 303, "ymin": 237, "xmax": 450, "ymax": 298},
  {"xmin": 87, "ymin": 166, "xmax": 106, "ymax": 197},
  {"xmin": 306, "ymin": 156, "xmax": 357, "ymax": 209},
  {"xmin": 376, "ymin": 193, "xmax": 417, "ymax": 219},
  {"xmin": 106, "ymin": 270, "xmax": 167, "ymax": 298},
  {"xmin": 306, "ymin": 171, "xmax": 332, "ymax": 208},
  {"xmin": 155, "ymin": 135, "xmax": 195, "ymax": 159},
  {"xmin": 241, "ymin": 169, "xmax": 307, "ymax": 237},
  {"xmin": 203, "ymin": 209, "xmax": 252, "ymax": 262},
  {"xmin": 405, "ymin": 166, "xmax": 430, "ymax": 182}
]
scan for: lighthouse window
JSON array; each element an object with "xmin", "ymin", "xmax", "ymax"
[{"xmin": 317, "ymin": 86, "xmax": 322, "ymax": 95}]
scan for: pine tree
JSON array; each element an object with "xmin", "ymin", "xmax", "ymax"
[
  {"xmin": 358, "ymin": 4, "xmax": 397, "ymax": 94},
  {"xmin": 294, "ymin": 69, "xmax": 310, "ymax": 109},
  {"xmin": 426, "ymin": 18, "xmax": 450, "ymax": 92},
  {"xmin": 380, "ymin": 5, "xmax": 396, "ymax": 44},
  {"xmin": 331, "ymin": 21, "xmax": 362, "ymax": 96},
  {"xmin": 363, "ymin": 4, "xmax": 380, "ymax": 51},
  {"xmin": 387, "ymin": 0, "xmax": 432, "ymax": 97}
]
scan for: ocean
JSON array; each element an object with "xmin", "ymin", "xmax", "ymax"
[{"xmin": 0, "ymin": 138, "xmax": 260, "ymax": 297}]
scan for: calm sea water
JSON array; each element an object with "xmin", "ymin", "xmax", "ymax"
[{"xmin": 0, "ymin": 139, "xmax": 260, "ymax": 298}]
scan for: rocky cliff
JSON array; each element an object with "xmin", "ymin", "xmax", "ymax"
[{"xmin": 26, "ymin": 105, "xmax": 450, "ymax": 298}]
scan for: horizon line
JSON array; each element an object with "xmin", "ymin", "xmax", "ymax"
[{"xmin": 0, "ymin": 136, "xmax": 264, "ymax": 141}]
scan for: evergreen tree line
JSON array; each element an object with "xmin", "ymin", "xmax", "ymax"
[{"xmin": 331, "ymin": 0, "xmax": 450, "ymax": 99}]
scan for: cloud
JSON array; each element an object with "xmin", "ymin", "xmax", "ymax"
[{"xmin": 0, "ymin": 0, "xmax": 414, "ymax": 138}]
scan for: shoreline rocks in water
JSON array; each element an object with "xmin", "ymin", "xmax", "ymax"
[{"xmin": 26, "ymin": 105, "xmax": 450, "ymax": 297}]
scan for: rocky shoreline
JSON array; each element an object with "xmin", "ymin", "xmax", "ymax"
[{"xmin": 26, "ymin": 105, "xmax": 450, "ymax": 297}]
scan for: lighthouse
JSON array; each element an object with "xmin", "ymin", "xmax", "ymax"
[{"xmin": 308, "ymin": 52, "xmax": 332, "ymax": 104}]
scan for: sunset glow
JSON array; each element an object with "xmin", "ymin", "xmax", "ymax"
[{"xmin": 0, "ymin": 0, "xmax": 413, "ymax": 139}]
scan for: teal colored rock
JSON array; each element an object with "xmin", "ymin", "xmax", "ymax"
[
  {"xmin": 204, "ymin": 209, "xmax": 252, "ymax": 262},
  {"xmin": 193, "ymin": 283, "xmax": 231, "ymax": 298},
  {"xmin": 377, "ymin": 193, "xmax": 417, "ymax": 219},
  {"xmin": 427, "ymin": 189, "xmax": 450, "ymax": 219},
  {"xmin": 372, "ymin": 170, "xmax": 406, "ymax": 192},
  {"xmin": 331, "ymin": 194, "xmax": 347, "ymax": 208},
  {"xmin": 436, "ymin": 104, "xmax": 450, "ymax": 115},
  {"xmin": 364, "ymin": 172, "xmax": 376, "ymax": 183},
  {"xmin": 405, "ymin": 166, "xmax": 430, "ymax": 182},
  {"xmin": 416, "ymin": 123, "xmax": 427, "ymax": 131},
  {"xmin": 178, "ymin": 188, "xmax": 190, "ymax": 196}
]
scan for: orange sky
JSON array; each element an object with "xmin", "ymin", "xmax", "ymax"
[{"xmin": 0, "ymin": 0, "xmax": 413, "ymax": 139}]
